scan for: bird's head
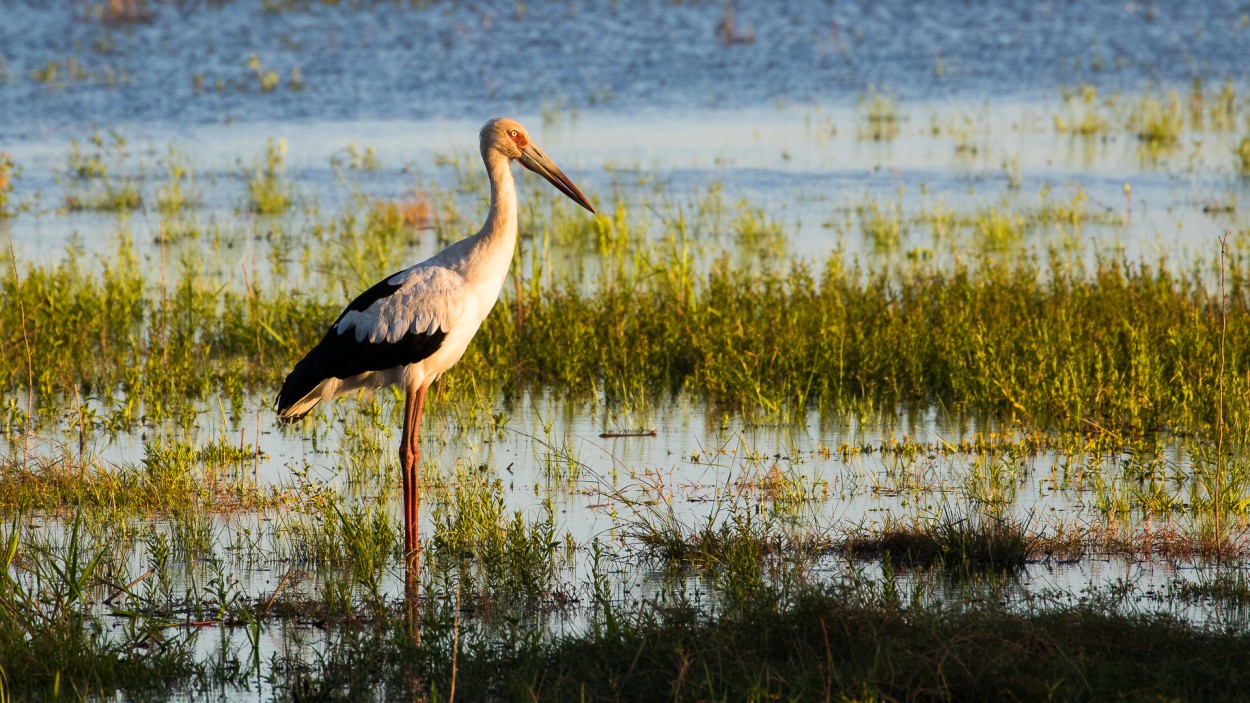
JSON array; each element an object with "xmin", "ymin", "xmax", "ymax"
[{"xmin": 480, "ymin": 117, "xmax": 596, "ymax": 214}]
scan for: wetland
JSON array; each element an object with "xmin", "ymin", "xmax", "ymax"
[{"xmin": 4, "ymin": 1, "xmax": 1250, "ymax": 700}]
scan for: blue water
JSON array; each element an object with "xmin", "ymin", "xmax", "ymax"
[{"xmin": 2, "ymin": 0, "xmax": 1248, "ymax": 139}]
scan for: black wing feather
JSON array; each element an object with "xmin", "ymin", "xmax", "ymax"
[{"xmin": 275, "ymin": 270, "xmax": 448, "ymax": 418}]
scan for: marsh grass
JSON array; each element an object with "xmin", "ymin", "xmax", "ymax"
[
  {"xmin": 859, "ymin": 89, "xmax": 901, "ymax": 141},
  {"xmin": 1169, "ymin": 568, "xmax": 1250, "ymax": 606},
  {"xmin": 971, "ymin": 204, "xmax": 1024, "ymax": 250},
  {"xmin": 846, "ymin": 507, "xmax": 1036, "ymax": 572},
  {"xmin": 500, "ymin": 584, "xmax": 1250, "ymax": 702},
  {"xmin": 858, "ymin": 196, "xmax": 905, "ymax": 250},
  {"xmin": 1053, "ymin": 84, "xmax": 1248, "ymax": 147},
  {"xmin": 1054, "ymin": 84, "xmax": 1111, "ymax": 137},
  {"xmin": 275, "ymin": 462, "xmax": 396, "ymax": 572},
  {"xmin": 248, "ymin": 137, "xmax": 292, "ymax": 214},
  {"xmin": 0, "ymin": 438, "xmax": 278, "ymax": 512},
  {"xmin": 59, "ymin": 134, "xmax": 144, "ymax": 212},
  {"xmin": 1204, "ymin": 81, "xmax": 1239, "ymax": 131},
  {"xmin": 625, "ymin": 487, "xmax": 826, "ymax": 611},
  {"xmin": 0, "ymin": 154, "xmax": 16, "ymax": 217},
  {"xmin": 3, "ymin": 112, "xmax": 1250, "ymax": 700},
  {"xmin": 9, "ymin": 535, "xmax": 1249, "ymax": 703},
  {"xmin": 64, "ymin": 180, "xmax": 143, "ymax": 212},
  {"xmin": 429, "ymin": 468, "xmax": 566, "ymax": 608},
  {"xmin": 156, "ymin": 147, "xmax": 197, "ymax": 215},
  {"xmin": 5, "ymin": 233, "xmax": 1250, "ymax": 440},
  {"xmin": 0, "ymin": 515, "xmax": 199, "ymax": 699},
  {"xmin": 370, "ymin": 572, "xmax": 1250, "ymax": 702},
  {"xmin": 1132, "ymin": 92, "xmax": 1185, "ymax": 147}
]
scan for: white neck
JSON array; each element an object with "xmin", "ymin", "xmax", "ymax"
[
  {"xmin": 446, "ymin": 147, "xmax": 518, "ymax": 290},
  {"xmin": 480, "ymin": 148, "xmax": 517, "ymax": 248}
]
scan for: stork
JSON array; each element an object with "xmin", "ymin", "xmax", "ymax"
[{"xmin": 275, "ymin": 118, "xmax": 595, "ymax": 559}]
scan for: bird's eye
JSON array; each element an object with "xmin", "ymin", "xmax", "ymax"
[{"xmin": 508, "ymin": 130, "xmax": 518, "ymax": 137}]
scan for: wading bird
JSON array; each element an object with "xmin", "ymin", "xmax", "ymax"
[{"xmin": 276, "ymin": 118, "xmax": 595, "ymax": 558}]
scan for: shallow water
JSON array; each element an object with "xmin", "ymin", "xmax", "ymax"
[
  {"xmin": 3, "ymin": 103, "xmax": 1246, "ymax": 275},
  {"xmin": 3, "ymin": 1, "xmax": 1250, "ymax": 697}
]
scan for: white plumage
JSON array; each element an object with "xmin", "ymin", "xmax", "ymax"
[{"xmin": 337, "ymin": 268, "xmax": 464, "ymax": 343}]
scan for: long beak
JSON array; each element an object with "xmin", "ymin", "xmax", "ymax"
[{"xmin": 518, "ymin": 144, "xmax": 596, "ymax": 214}]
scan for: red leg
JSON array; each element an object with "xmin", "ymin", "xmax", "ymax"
[{"xmin": 399, "ymin": 384, "xmax": 427, "ymax": 562}]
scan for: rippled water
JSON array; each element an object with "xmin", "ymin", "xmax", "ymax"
[{"xmin": 4, "ymin": 0, "xmax": 1250, "ymax": 138}]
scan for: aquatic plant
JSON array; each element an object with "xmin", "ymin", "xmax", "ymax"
[
  {"xmin": 1054, "ymin": 84, "xmax": 1110, "ymax": 137},
  {"xmin": 0, "ymin": 515, "xmax": 198, "ymax": 698},
  {"xmin": 858, "ymin": 196, "xmax": 905, "ymax": 250},
  {"xmin": 860, "ymin": 89, "xmax": 901, "ymax": 141},
  {"xmin": 1131, "ymin": 92, "xmax": 1184, "ymax": 147},
  {"xmin": 845, "ymin": 507, "xmax": 1036, "ymax": 571},
  {"xmin": 490, "ymin": 583, "xmax": 1250, "ymax": 702},
  {"xmin": 0, "ymin": 154, "xmax": 14, "ymax": 217},
  {"xmin": 5, "ymin": 231, "xmax": 1250, "ymax": 441},
  {"xmin": 247, "ymin": 137, "xmax": 292, "ymax": 214},
  {"xmin": 156, "ymin": 147, "xmax": 196, "ymax": 215},
  {"xmin": 429, "ymin": 469, "xmax": 565, "ymax": 607}
]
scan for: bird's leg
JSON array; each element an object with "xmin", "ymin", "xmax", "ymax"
[
  {"xmin": 400, "ymin": 384, "xmax": 424, "ymax": 619},
  {"xmin": 400, "ymin": 384, "xmax": 427, "ymax": 562}
]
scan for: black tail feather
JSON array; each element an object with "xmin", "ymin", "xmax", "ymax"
[
  {"xmin": 275, "ymin": 324, "xmax": 448, "ymax": 420},
  {"xmin": 275, "ymin": 346, "xmax": 325, "ymax": 420}
]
